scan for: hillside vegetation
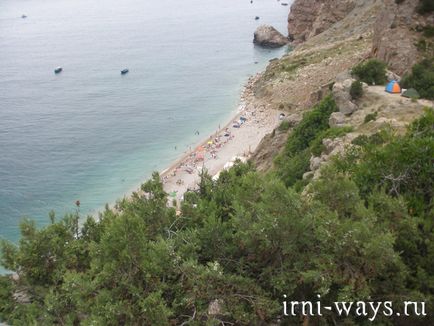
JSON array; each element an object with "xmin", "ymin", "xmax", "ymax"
[
  {"xmin": 1, "ymin": 100, "xmax": 433, "ymax": 325},
  {"xmin": 1, "ymin": 0, "xmax": 434, "ymax": 324}
]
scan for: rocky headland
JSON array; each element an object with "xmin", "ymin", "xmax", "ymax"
[
  {"xmin": 250, "ymin": 0, "xmax": 433, "ymax": 171},
  {"xmin": 253, "ymin": 24, "xmax": 289, "ymax": 48}
]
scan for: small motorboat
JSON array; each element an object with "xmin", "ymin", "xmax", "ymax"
[
  {"xmin": 121, "ymin": 69, "xmax": 129, "ymax": 75},
  {"xmin": 255, "ymin": 16, "xmax": 260, "ymax": 20},
  {"xmin": 21, "ymin": 14, "xmax": 27, "ymax": 19},
  {"xmin": 54, "ymin": 67, "xmax": 63, "ymax": 74}
]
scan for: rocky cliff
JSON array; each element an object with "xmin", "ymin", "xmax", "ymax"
[
  {"xmin": 372, "ymin": 0, "xmax": 434, "ymax": 75},
  {"xmin": 250, "ymin": 0, "xmax": 433, "ymax": 171},
  {"xmin": 286, "ymin": 0, "xmax": 433, "ymax": 75},
  {"xmin": 287, "ymin": 0, "xmax": 357, "ymax": 43}
]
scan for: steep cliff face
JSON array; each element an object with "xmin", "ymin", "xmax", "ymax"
[
  {"xmin": 287, "ymin": 0, "xmax": 357, "ymax": 43},
  {"xmin": 372, "ymin": 0, "xmax": 434, "ymax": 75},
  {"xmin": 287, "ymin": 0, "xmax": 433, "ymax": 75}
]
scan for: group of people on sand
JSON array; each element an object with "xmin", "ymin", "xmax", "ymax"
[
  {"xmin": 161, "ymin": 121, "xmax": 243, "ymax": 186},
  {"xmin": 161, "ymin": 73, "xmax": 265, "ymax": 189}
]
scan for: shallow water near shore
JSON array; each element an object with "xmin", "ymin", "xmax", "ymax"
[{"xmin": 0, "ymin": 0, "xmax": 290, "ymax": 264}]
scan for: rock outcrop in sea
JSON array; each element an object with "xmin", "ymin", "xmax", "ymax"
[{"xmin": 253, "ymin": 25, "xmax": 289, "ymax": 48}]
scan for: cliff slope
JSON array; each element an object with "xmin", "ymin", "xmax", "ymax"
[
  {"xmin": 251, "ymin": 0, "xmax": 433, "ymax": 171},
  {"xmin": 372, "ymin": 0, "xmax": 434, "ymax": 75},
  {"xmin": 287, "ymin": 0, "xmax": 358, "ymax": 43}
]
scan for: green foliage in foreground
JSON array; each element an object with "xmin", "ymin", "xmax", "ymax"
[
  {"xmin": 352, "ymin": 59, "xmax": 388, "ymax": 85},
  {"xmin": 1, "ymin": 104, "xmax": 433, "ymax": 325},
  {"xmin": 401, "ymin": 57, "xmax": 434, "ymax": 100}
]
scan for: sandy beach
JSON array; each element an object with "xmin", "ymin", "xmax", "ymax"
[{"xmin": 158, "ymin": 73, "xmax": 281, "ymax": 205}]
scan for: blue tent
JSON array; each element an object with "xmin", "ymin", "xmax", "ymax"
[{"xmin": 385, "ymin": 80, "xmax": 401, "ymax": 94}]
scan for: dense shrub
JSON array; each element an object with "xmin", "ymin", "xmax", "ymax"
[
  {"xmin": 418, "ymin": 0, "xmax": 434, "ymax": 14},
  {"xmin": 335, "ymin": 108, "xmax": 434, "ymax": 215},
  {"xmin": 364, "ymin": 112, "xmax": 378, "ymax": 123},
  {"xmin": 274, "ymin": 95, "xmax": 337, "ymax": 186},
  {"xmin": 1, "ymin": 96, "xmax": 433, "ymax": 325},
  {"xmin": 401, "ymin": 58, "xmax": 434, "ymax": 99},
  {"xmin": 423, "ymin": 25, "xmax": 434, "ymax": 38},
  {"xmin": 351, "ymin": 130, "xmax": 388, "ymax": 147},
  {"xmin": 349, "ymin": 80, "xmax": 364, "ymax": 99},
  {"xmin": 352, "ymin": 59, "xmax": 388, "ymax": 85},
  {"xmin": 278, "ymin": 120, "xmax": 290, "ymax": 131},
  {"xmin": 351, "ymin": 134, "xmax": 370, "ymax": 146},
  {"xmin": 280, "ymin": 95, "xmax": 337, "ymax": 156}
]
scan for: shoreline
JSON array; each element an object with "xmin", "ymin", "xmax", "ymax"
[
  {"xmin": 117, "ymin": 72, "xmax": 281, "ymax": 209},
  {"xmin": 159, "ymin": 72, "xmax": 280, "ymax": 205}
]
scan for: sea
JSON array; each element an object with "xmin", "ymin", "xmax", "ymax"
[{"xmin": 0, "ymin": 0, "xmax": 290, "ymax": 269}]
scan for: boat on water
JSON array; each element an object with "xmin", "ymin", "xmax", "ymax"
[
  {"xmin": 54, "ymin": 67, "xmax": 63, "ymax": 74},
  {"xmin": 121, "ymin": 69, "xmax": 129, "ymax": 75},
  {"xmin": 21, "ymin": 14, "xmax": 27, "ymax": 19}
]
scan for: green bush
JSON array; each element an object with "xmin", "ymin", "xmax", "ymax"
[
  {"xmin": 401, "ymin": 58, "xmax": 434, "ymax": 99},
  {"xmin": 278, "ymin": 120, "xmax": 290, "ymax": 132},
  {"xmin": 281, "ymin": 95, "xmax": 337, "ymax": 156},
  {"xmin": 351, "ymin": 130, "xmax": 389, "ymax": 147},
  {"xmin": 418, "ymin": 0, "xmax": 434, "ymax": 14},
  {"xmin": 364, "ymin": 112, "xmax": 378, "ymax": 123},
  {"xmin": 349, "ymin": 80, "xmax": 364, "ymax": 100},
  {"xmin": 351, "ymin": 134, "xmax": 370, "ymax": 146},
  {"xmin": 352, "ymin": 59, "xmax": 388, "ymax": 85},
  {"xmin": 423, "ymin": 25, "xmax": 434, "ymax": 38},
  {"xmin": 274, "ymin": 95, "xmax": 337, "ymax": 186}
]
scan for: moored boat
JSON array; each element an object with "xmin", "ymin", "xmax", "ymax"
[
  {"xmin": 121, "ymin": 69, "xmax": 129, "ymax": 75},
  {"xmin": 54, "ymin": 67, "xmax": 63, "ymax": 74}
]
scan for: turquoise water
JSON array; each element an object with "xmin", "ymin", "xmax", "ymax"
[{"xmin": 0, "ymin": 0, "xmax": 290, "ymax": 253}]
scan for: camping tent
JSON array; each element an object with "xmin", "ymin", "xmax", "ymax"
[
  {"xmin": 402, "ymin": 88, "xmax": 420, "ymax": 99},
  {"xmin": 385, "ymin": 80, "xmax": 401, "ymax": 94}
]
